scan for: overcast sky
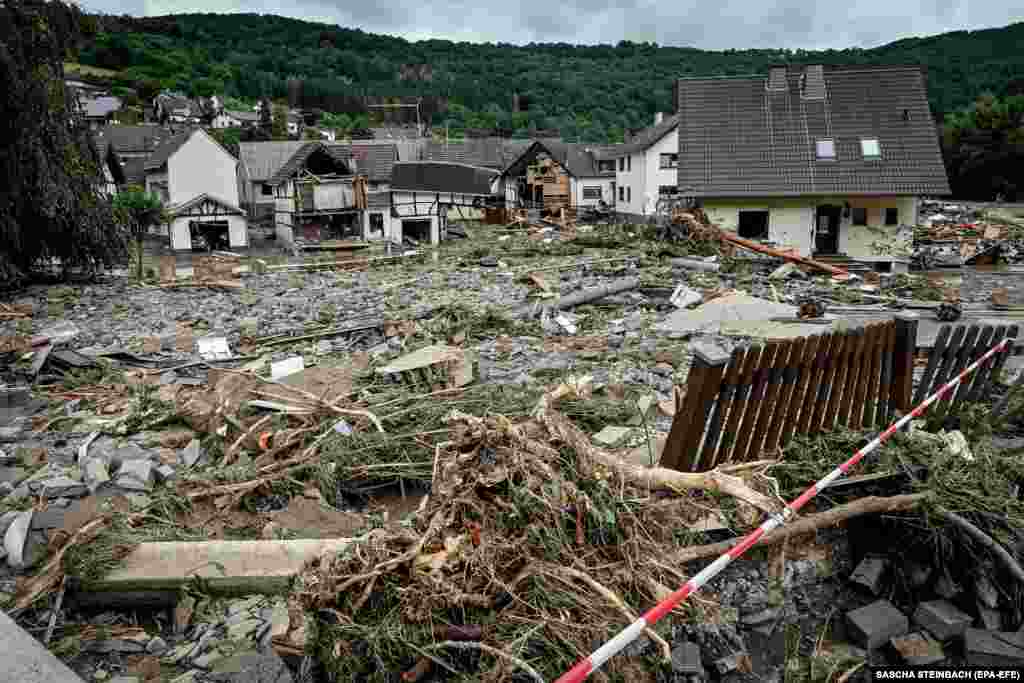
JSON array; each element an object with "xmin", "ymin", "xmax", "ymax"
[{"xmin": 75, "ymin": 0, "xmax": 1020, "ymax": 50}]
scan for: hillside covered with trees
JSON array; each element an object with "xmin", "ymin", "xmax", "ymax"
[{"xmin": 76, "ymin": 13, "xmax": 1024, "ymax": 144}]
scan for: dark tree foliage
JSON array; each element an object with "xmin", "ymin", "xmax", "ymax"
[
  {"xmin": 943, "ymin": 94, "xmax": 1024, "ymax": 200},
  {"xmin": 0, "ymin": 0, "xmax": 127, "ymax": 285},
  {"xmin": 74, "ymin": 13, "xmax": 1024, "ymax": 143}
]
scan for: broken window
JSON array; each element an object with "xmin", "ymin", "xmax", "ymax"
[
  {"xmin": 852, "ymin": 207, "xmax": 868, "ymax": 226},
  {"xmin": 369, "ymin": 212, "xmax": 384, "ymax": 236},
  {"xmin": 816, "ymin": 139, "xmax": 835, "ymax": 160},
  {"xmin": 618, "ymin": 186, "xmax": 624, "ymax": 202},
  {"xmin": 738, "ymin": 210, "xmax": 769, "ymax": 239},
  {"xmin": 659, "ymin": 185, "xmax": 679, "ymax": 196},
  {"xmin": 659, "ymin": 153, "xmax": 678, "ymax": 169},
  {"xmin": 598, "ymin": 160, "xmax": 616, "ymax": 173},
  {"xmin": 861, "ymin": 138, "xmax": 881, "ymax": 159},
  {"xmin": 885, "ymin": 208, "xmax": 899, "ymax": 225},
  {"xmin": 582, "ymin": 186, "xmax": 602, "ymax": 200},
  {"xmin": 261, "ymin": 183, "xmax": 273, "ymax": 196}
]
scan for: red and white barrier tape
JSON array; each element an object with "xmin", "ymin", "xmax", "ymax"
[{"xmin": 554, "ymin": 337, "xmax": 1011, "ymax": 683}]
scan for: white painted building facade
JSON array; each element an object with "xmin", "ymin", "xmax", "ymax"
[{"xmin": 613, "ymin": 113, "xmax": 680, "ymax": 218}]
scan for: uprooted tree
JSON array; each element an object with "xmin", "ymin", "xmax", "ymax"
[{"xmin": 0, "ymin": 0, "xmax": 127, "ymax": 285}]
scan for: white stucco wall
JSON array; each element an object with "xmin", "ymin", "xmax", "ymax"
[
  {"xmin": 614, "ymin": 151, "xmax": 644, "ymax": 214},
  {"xmin": 389, "ymin": 190, "xmax": 440, "ymax": 244},
  {"xmin": 573, "ymin": 177, "xmax": 614, "ymax": 207},
  {"xmin": 170, "ymin": 217, "xmax": 192, "ymax": 251},
  {"xmin": 227, "ymin": 215, "xmax": 248, "ymax": 247},
  {"xmin": 640, "ymin": 130, "xmax": 679, "ymax": 216},
  {"xmin": 168, "ymin": 130, "xmax": 240, "ymax": 207},
  {"xmin": 702, "ymin": 195, "xmax": 917, "ymax": 258}
]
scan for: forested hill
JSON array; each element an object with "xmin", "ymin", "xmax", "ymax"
[{"xmin": 78, "ymin": 13, "xmax": 1024, "ymax": 142}]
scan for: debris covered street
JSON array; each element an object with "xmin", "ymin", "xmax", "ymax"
[{"xmin": 3, "ymin": 209, "xmax": 1024, "ymax": 682}]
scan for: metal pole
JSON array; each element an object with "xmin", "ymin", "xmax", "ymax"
[{"xmin": 554, "ymin": 337, "xmax": 1013, "ymax": 683}]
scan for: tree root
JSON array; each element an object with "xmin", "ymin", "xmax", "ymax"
[
  {"xmin": 429, "ymin": 641, "xmax": 545, "ymax": 683},
  {"xmin": 941, "ymin": 508, "xmax": 1024, "ymax": 587},
  {"xmin": 670, "ymin": 493, "xmax": 929, "ymax": 564}
]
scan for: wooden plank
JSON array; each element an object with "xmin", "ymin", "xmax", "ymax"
[
  {"xmin": 851, "ymin": 325, "xmax": 879, "ymax": 428},
  {"xmin": 717, "ymin": 346, "xmax": 762, "ymax": 465},
  {"xmin": 928, "ymin": 325, "xmax": 966, "ymax": 413},
  {"xmin": 952, "ymin": 325, "xmax": 994, "ymax": 412},
  {"xmin": 862, "ymin": 323, "xmax": 885, "ymax": 428},
  {"xmin": 734, "ymin": 344, "xmax": 776, "ymax": 463},
  {"xmin": 697, "ymin": 348, "xmax": 745, "ymax": 471},
  {"xmin": 878, "ymin": 322, "xmax": 896, "ymax": 426},
  {"xmin": 913, "ymin": 325, "xmax": 951, "ymax": 405},
  {"xmin": 820, "ymin": 331, "xmax": 851, "ymax": 432},
  {"xmin": 812, "ymin": 333, "xmax": 844, "ymax": 433},
  {"xmin": 988, "ymin": 324, "xmax": 1020, "ymax": 392},
  {"xmin": 937, "ymin": 324, "xmax": 980, "ymax": 416},
  {"xmin": 781, "ymin": 335, "xmax": 820, "ymax": 445},
  {"xmin": 837, "ymin": 328, "xmax": 865, "ymax": 428},
  {"xmin": 662, "ymin": 343, "xmax": 731, "ymax": 472},
  {"xmin": 765, "ymin": 337, "xmax": 806, "ymax": 455},
  {"xmin": 966, "ymin": 325, "xmax": 1008, "ymax": 404},
  {"xmin": 748, "ymin": 342, "xmax": 791, "ymax": 461},
  {"xmin": 891, "ymin": 314, "xmax": 920, "ymax": 412},
  {"xmin": 799, "ymin": 333, "xmax": 832, "ymax": 435}
]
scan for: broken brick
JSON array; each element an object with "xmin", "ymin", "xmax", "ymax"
[{"xmin": 891, "ymin": 632, "xmax": 945, "ymax": 666}]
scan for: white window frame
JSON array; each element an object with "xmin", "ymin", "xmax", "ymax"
[
  {"xmin": 816, "ymin": 139, "xmax": 836, "ymax": 160},
  {"xmin": 659, "ymin": 153, "xmax": 678, "ymax": 169},
  {"xmin": 861, "ymin": 138, "xmax": 881, "ymax": 159}
]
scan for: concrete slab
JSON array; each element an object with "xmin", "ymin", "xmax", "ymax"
[
  {"xmin": 655, "ymin": 293, "xmax": 797, "ymax": 336},
  {"xmin": 92, "ymin": 538, "xmax": 357, "ymax": 594},
  {"xmin": 0, "ymin": 607, "xmax": 84, "ymax": 682},
  {"xmin": 964, "ymin": 629, "xmax": 1024, "ymax": 666},
  {"xmin": 849, "ymin": 557, "xmax": 888, "ymax": 596}
]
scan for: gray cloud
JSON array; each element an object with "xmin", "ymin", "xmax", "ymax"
[{"xmin": 78, "ymin": 0, "xmax": 1021, "ymax": 50}]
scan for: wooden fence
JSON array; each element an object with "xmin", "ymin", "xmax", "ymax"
[{"xmin": 661, "ymin": 318, "xmax": 1018, "ymax": 473}]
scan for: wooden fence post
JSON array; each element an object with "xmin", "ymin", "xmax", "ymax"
[
  {"xmin": 662, "ymin": 343, "xmax": 730, "ymax": 472},
  {"xmin": 891, "ymin": 313, "xmax": 919, "ymax": 412}
]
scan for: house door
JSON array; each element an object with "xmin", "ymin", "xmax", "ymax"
[{"xmin": 814, "ymin": 205, "xmax": 841, "ymax": 255}]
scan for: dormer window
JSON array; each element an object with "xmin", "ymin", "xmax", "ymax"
[
  {"xmin": 816, "ymin": 139, "xmax": 835, "ymax": 160},
  {"xmin": 861, "ymin": 138, "xmax": 881, "ymax": 160}
]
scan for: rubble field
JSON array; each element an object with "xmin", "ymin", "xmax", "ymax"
[{"xmin": 3, "ymin": 213, "xmax": 1024, "ymax": 683}]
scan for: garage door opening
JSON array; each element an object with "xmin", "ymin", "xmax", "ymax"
[
  {"xmin": 190, "ymin": 221, "xmax": 229, "ymax": 252},
  {"xmin": 403, "ymin": 220, "xmax": 431, "ymax": 244},
  {"xmin": 738, "ymin": 210, "xmax": 770, "ymax": 239}
]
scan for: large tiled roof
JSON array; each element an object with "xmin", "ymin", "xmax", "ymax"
[
  {"xmin": 391, "ymin": 161, "xmax": 498, "ymax": 195},
  {"xmin": 620, "ymin": 115, "xmax": 679, "ymax": 155},
  {"xmin": 239, "ymin": 141, "xmax": 307, "ymax": 182},
  {"xmin": 94, "ymin": 125, "xmax": 168, "ymax": 154},
  {"xmin": 423, "ymin": 138, "xmax": 532, "ymax": 170},
  {"xmin": 335, "ymin": 143, "xmax": 397, "ymax": 182},
  {"xmin": 144, "ymin": 129, "xmax": 192, "ymax": 171},
  {"xmin": 502, "ymin": 140, "xmax": 609, "ymax": 178},
  {"xmin": 676, "ymin": 65, "xmax": 950, "ymax": 197}
]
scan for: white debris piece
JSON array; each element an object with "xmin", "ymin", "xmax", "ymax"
[
  {"xmin": 197, "ymin": 336, "xmax": 231, "ymax": 361},
  {"xmin": 270, "ymin": 356, "xmax": 304, "ymax": 380},
  {"xmin": 670, "ymin": 284, "xmax": 703, "ymax": 309}
]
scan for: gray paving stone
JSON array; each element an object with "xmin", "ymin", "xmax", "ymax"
[
  {"xmin": 913, "ymin": 600, "xmax": 972, "ymax": 641},
  {"xmin": 849, "ymin": 557, "xmax": 888, "ymax": 595},
  {"xmin": 846, "ymin": 600, "xmax": 910, "ymax": 651},
  {"xmin": 965, "ymin": 629, "xmax": 1024, "ymax": 666}
]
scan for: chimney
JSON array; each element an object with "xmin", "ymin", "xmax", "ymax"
[
  {"xmin": 802, "ymin": 64, "xmax": 825, "ymax": 100},
  {"xmin": 767, "ymin": 65, "xmax": 787, "ymax": 91},
  {"xmin": 654, "ymin": 111, "xmax": 664, "ymax": 126}
]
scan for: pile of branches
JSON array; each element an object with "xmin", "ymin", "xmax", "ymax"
[{"xmin": 290, "ymin": 392, "xmax": 778, "ymax": 682}]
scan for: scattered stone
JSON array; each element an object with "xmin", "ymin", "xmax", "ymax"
[
  {"xmin": 155, "ymin": 464, "xmax": 176, "ymax": 483},
  {"xmin": 671, "ymin": 642, "xmax": 704, "ymax": 675},
  {"xmin": 0, "ymin": 466, "xmax": 27, "ymax": 486},
  {"xmin": 846, "ymin": 600, "xmax": 909, "ymax": 651},
  {"xmin": 891, "ymin": 632, "xmax": 945, "ymax": 666},
  {"xmin": 164, "ymin": 641, "xmax": 197, "ymax": 665},
  {"xmin": 181, "ymin": 439, "xmax": 203, "ymax": 468},
  {"xmin": 193, "ymin": 649, "xmax": 226, "ymax": 669},
  {"xmin": 39, "ymin": 475, "xmax": 88, "ymax": 499},
  {"xmin": 913, "ymin": 600, "xmax": 972, "ymax": 641},
  {"xmin": 849, "ymin": 556, "xmax": 888, "ymax": 595},
  {"xmin": 89, "ymin": 638, "xmax": 147, "ymax": 654},
  {"xmin": 670, "ymin": 284, "xmax": 702, "ymax": 308},
  {"xmin": 207, "ymin": 650, "xmax": 295, "ymax": 683},
  {"xmin": 116, "ymin": 459, "xmax": 154, "ymax": 491},
  {"xmin": 479, "ymin": 256, "xmax": 499, "ymax": 267},
  {"xmin": 964, "ymin": 629, "xmax": 1024, "ymax": 666},
  {"xmin": 83, "ymin": 458, "xmax": 110, "ymax": 492}
]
